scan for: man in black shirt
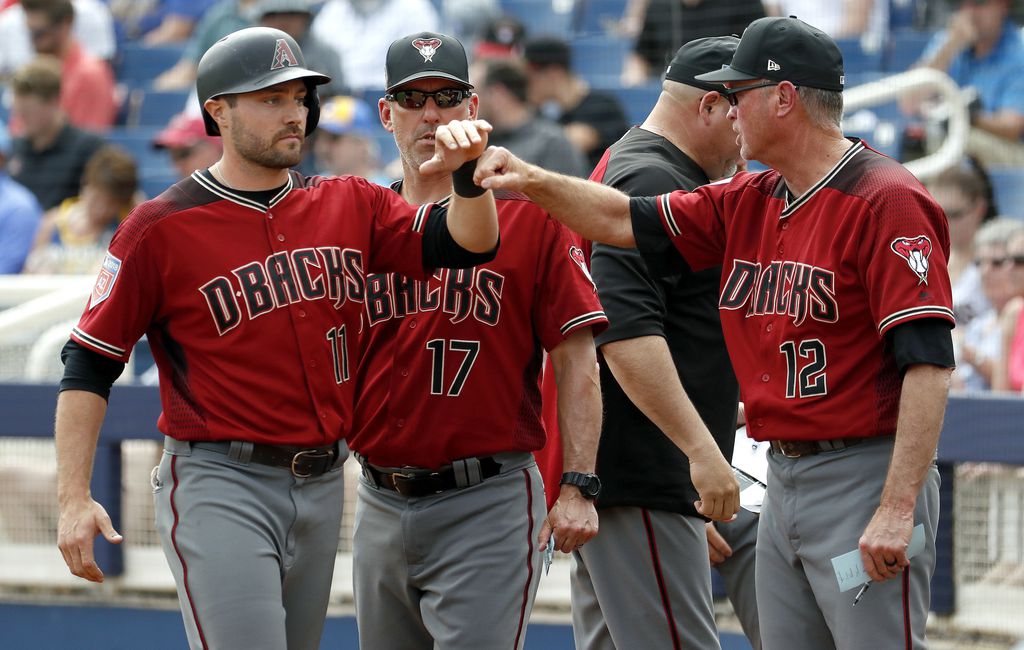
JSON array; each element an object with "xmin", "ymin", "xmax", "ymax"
[
  {"xmin": 625, "ymin": 0, "xmax": 765, "ymax": 86},
  {"xmin": 523, "ymin": 36, "xmax": 630, "ymax": 171},
  {"xmin": 7, "ymin": 56, "xmax": 104, "ymax": 210},
  {"xmin": 569, "ymin": 37, "xmax": 749, "ymax": 649}
]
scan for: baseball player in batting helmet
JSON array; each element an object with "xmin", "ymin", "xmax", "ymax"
[
  {"xmin": 475, "ymin": 15, "xmax": 956, "ymax": 650},
  {"xmin": 55, "ymin": 25, "xmax": 501, "ymax": 650},
  {"xmin": 345, "ymin": 31, "xmax": 607, "ymax": 650}
]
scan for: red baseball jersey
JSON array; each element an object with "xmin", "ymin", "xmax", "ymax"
[
  {"xmin": 349, "ymin": 191, "xmax": 608, "ymax": 469},
  {"xmin": 631, "ymin": 141, "xmax": 954, "ymax": 442},
  {"xmin": 71, "ymin": 171, "xmax": 434, "ymax": 447}
]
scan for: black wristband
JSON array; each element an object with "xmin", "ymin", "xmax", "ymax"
[{"xmin": 452, "ymin": 158, "xmax": 486, "ymax": 198}]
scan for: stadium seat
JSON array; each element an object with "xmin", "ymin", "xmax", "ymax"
[
  {"xmin": 836, "ymin": 38, "xmax": 884, "ymax": 77},
  {"xmin": 499, "ymin": 0, "xmax": 572, "ymax": 38},
  {"xmin": 571, "ymin": 0, "xmax": 628, "ymax": 37},
  {"xmin": 115, "ymin": 43, "xmax": 185, "ymax": 89},
  {"xmin": 606, "ymin": 83, "xmax": 660, "ymax": 126},
  {"xmin": 884, "ymin": 29, "xmax": 935, "ymax": 72},
  {"xmin": 989, "ymin": 167, "xmax": 1024, "ymax": 219},
  {"xmin": 571, "ymin": 35, "xmax": 630, "ymax": 86},
  {"xmin": 124, "ymin": 89, "xmax": 191, "ymax": 128}
]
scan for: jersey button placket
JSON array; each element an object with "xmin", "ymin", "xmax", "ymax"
[{"xmin": 761, "ymin": 373, "xmax": 770, "ymax": 382}]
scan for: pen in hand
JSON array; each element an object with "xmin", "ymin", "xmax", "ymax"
[{"xmin": 852, "ymin": 581, "xmax": 871, "ymax": 606}]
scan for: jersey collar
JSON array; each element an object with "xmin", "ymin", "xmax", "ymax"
[
  {"xmin": 389, "ymin": 178, "xmax": 452, "ymax": 207},
  {"xmin": 777, "ymin": 139, "xmax": 864, "ymax": 219},
  {"xmin": 191, "ymin": 169, "xmax": 295, "ymax": 213}
]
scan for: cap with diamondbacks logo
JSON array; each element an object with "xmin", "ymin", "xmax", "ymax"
[
  {"xmin": 664, "ymin": 36, "xmax": 740, "ymax": 92},
  {"xmin": 695, "ymin": 16, "xmax": 844, "ymax": 91},
  {"xmin": 385, "ymin": 31, "xmax": 473, "ymax": 92}
]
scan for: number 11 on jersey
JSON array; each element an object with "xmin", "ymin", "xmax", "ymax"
[{"xmin": 326, "ymin": 325, "xmax": 350, "ymax": 384}]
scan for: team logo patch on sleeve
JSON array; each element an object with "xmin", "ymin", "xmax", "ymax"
[
  {"xmin": 569, "ymin": 245, "xmax": 597, "ymax": 291},
  {"xmin": 90, "ymin": 252, "xmax": 122, "ymax": 310},
  {"xmin": 890, "ymin": 235, "xmax": 932, "ymax": 285}
]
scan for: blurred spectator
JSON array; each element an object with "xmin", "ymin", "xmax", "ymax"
[
  {"xmin": 154, "ymin": 0, "xmax": 257, "ymax": 90},
  {"xmin": 475, "ymin": 58, "xmax": 588, "ymax": 177},
  {"xmin": 7, "ymin": 57, "xmax": 103, "ymax": 210},
  {"xmin": 315, "ymin": 95, "xmax": 387, "ymax": 181},
  {"xmin": 523, "ymin": 35, "xmax": 630, "ymax": 171},
  {"xmin": 928, "ymin": 157, "xmax": 998, "ymax": 328},
  {"xmin": 310, "ymin": 0, "xmax": 440, "ymax": 92},
  {"xmin": 764, "ymin": 1, "xmax": 888, "ymax": 47},
  {"xmin": 0, "ymin": 118, "xmax": 43, "ymax": 273},
  {"xmin": 152, "ymin": 111, "xmax": 222, "ymax": 178},
  {"xmin": 257, "ymin": 0, "xmax": 345, "ymax": 96},
  {"xmin": 13, "ymin": 0, "xmax": 117, "ymax": 130},
  {"xmin": 472, "ymin": 14, "xmax": 524, "ymax": 61},
  {"xmin": 624, "ymin": 0, "xmax": 764, "ymax": 86},
  {"xmin": 0, "ymin": 0, "xmax": 114, "ymax": 77},
  {"xmin": 108, "ymin": 0, "xmax": 217, "ymax": 45},
  {"xmin": 996, "ymin": 226, "xmax": 1024, "ymax": 392},
  {"xmin": 23, "ymin": 145, "xmax": 138, "ymax": 274},
  {"xmin": 954, "ymin": 218, "xmax": 1023, "ymax": 390},
  {"xmin": 916, "ymin": 0, "xmax": 1024, "ymax": 166},
  {"xmin": 439, "ymin": 0, "xmax": 500, "ymax": 45}
]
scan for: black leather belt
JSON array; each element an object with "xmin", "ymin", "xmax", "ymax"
[
  {"xmin": 192, "ymin": 441, "xmax": 340, "ymax": 478},
  {"xmin": 769, "ymin": 437, "xmax": 870, "ymax": 458},
  {"xmin": 361, "ymin": 456, "xmax": 503, "ymax": 497}
]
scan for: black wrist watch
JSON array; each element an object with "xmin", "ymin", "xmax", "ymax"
[{"xmin": 560, "ymin": 472, "xmax": 601, "ymax": 500}]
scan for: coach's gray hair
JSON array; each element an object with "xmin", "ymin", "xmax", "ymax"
[{"xmin": 799, "ymin": 87, "xmax": 844, "ymax": 130}]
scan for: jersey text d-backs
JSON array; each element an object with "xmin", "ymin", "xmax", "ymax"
[
  {"xmin": 631, "ymin": 140, "xmax": 954, "ymax": 442},
  {"xmin": 72, "ymin": 171, "xmax": 435, "ymax": 447},
  {"xmin": 350, "ymin": 191, "xmax": 607, "ymax": 469}
]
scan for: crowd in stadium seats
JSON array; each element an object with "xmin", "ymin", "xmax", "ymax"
[{"xmin": 0, "ymin": 0, "xmax": 1022, "ymax": 395}]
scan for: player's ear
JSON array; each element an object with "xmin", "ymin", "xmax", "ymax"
[
  {"xmin": 699, "ymin": 91, "xmax": 721, "ymax": 124},
  {"xmin": 468, "ymin": 93, "xmax": 479, "ymax": 120},
  {"xmin": 378, "ymin": 97, "xmax": 395, "ymax": 133},
  {"xmin": 775, "ymin": 81, "xmax": 799, "ymax": 118},
  {"xmin": 204, "ymin": 98, "xmax": 230, "ymax": 132}
]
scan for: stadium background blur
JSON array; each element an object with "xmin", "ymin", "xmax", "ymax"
[{"xmin": 1, "ymin": 1, "xmax": 1024, "ymax": 648}]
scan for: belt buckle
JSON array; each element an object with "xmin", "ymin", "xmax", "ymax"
[
  {"xmin": 776, "ymin": 440, "xmax": 803, "ymax": 459},
  {"xmin": 391, "ymin": 469, "xmax": 440, "ymax": 497},
  {"xmin": 290, "ymin": 448, "xmax": 332, "ymax": 478}
]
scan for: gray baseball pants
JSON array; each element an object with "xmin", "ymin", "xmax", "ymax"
[{"xmin": 153, "ymin": 437, "xmax": 346, "ymax": 650}]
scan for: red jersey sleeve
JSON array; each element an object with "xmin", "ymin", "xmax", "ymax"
[
  {"xmin": 533, "ymin": 218, "xmax": 608, "ymax": 351},
  {"xmin": 363, "ymin": 179, "xmax": 432, "ymax": 278},
  {"xmin": 632, "ymin": 177, "xmax": 736, "ymax": 275},
  {"xmin": 858, "ymin": 179, "xmax": 955, "ymax": 335},
  {"xmin": 71, "ymin": 208, "xmax": 164, "ymax": 361}
]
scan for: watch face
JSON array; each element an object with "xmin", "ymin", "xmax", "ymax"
[{"xmin": 584, "ymin": 474, "xmax": 601, "ymax": 498}]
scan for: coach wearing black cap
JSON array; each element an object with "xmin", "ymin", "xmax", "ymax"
[
  {"xmin": 475, "ymin": 15, "xmax": 955, "ymax": 650},
  {"xmin": 568, "ymin": 35, "xmax": 751, "ymax": 650}
]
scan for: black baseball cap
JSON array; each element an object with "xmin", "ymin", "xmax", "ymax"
[
  {"xmin": 385, "ymin": 32, "xmax": 472, "ymax": 92},
  {"xmin": 695, "ymin": 16, "xmax": 844, "ymax": 92},
  {"xmin": 664, "ymin": 36, "xmax": 740, "ymax": 92}
]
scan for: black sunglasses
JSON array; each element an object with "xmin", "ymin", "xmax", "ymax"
[
  {"xmin": 722, "ymin": 81, "xmax": 792, "ymax": 107},
  {"xmin": 385, "ymin": 88, "xmax": 471, "ymax": 110}
]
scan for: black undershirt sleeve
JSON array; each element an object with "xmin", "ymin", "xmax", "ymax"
[
  {"xmin": 887, "ymin": 318, "xmax": 956, "ymax": 371},
  {"xmin": 421, "ymin": 208, "xmax": 498, "ymax": 269},
  {"xmin": 629, "ymin": 196, "xmax": 691, "ymax": 279},
  {"xmin": 59, "ymin": 340, "xmax": 126, "ymax": 400}
]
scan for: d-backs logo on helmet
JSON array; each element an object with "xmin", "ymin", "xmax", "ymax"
[
  {"xmin": 412, "ymin": 38, "xmax": 442, "ymax": 62},
  {"xmin": 271, "ymin": 38, "xmax": 299, "ymax": 70},
  {"xmin": 890, "ymin": 235, "xmax": 933, "ymax": 285},
  {"xmin": 569, "ymin": 245, "xmax": 597, "ymax": 292}
]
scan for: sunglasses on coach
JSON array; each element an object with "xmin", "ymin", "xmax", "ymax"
[
  {"xmin": 385, "ymin": 88, "xmax": 472, "ymax": 110},
  {"xmin": 721, "ymin": 81, "xmax": 794, "ymax": 107}
]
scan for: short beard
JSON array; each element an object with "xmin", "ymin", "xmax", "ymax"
[{"xmin": 230, "ymin": 115, "xmax": 303, "ymax": 169}]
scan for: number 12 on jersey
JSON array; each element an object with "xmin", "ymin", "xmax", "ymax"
[
  {"xmin": 426, "ymin": 339, "xmax": 480, "ymax": 397},
  {"xmin": 779, "ymin": 339, "xmax": 827, "ymax": 398}
]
